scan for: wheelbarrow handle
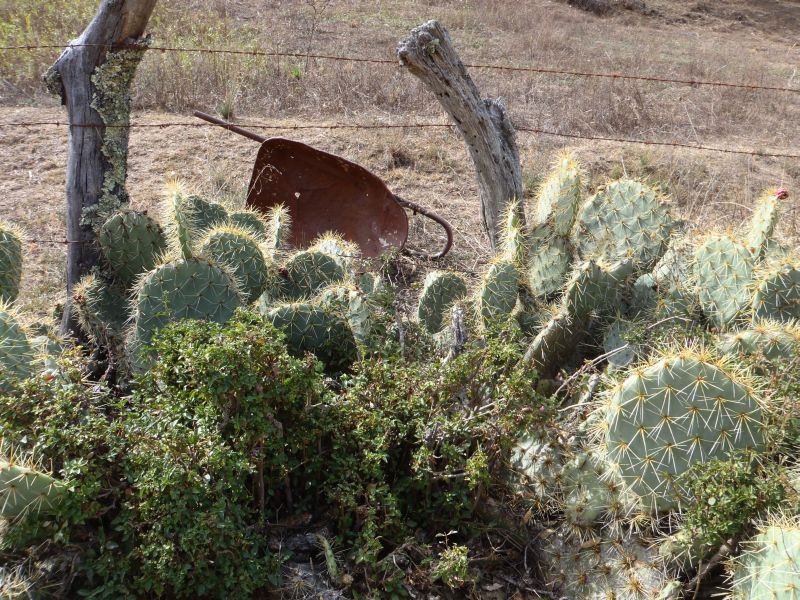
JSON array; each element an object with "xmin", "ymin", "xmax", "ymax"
[
  {"xmin": 394, "ymin": 195, "xmax": 454, "ymax": 260},
  {"xmin": 193, "ymin": 111, "xmax": 267, "ymax": 144}
]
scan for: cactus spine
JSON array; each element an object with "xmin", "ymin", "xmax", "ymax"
[
  {"xmin": 693, "ymin": 233, "xmax": 754, "ymax": 329},
  {"xmin": 751, "ymin": 260, "xmax": 800, "ymax": 324},
  {"xmin": 746, "ymin": 189, "xmax": 783, "ymax": 260},
  {"xmin": 534, "ymin": 152, "xmax": 582, "ymax": 237},
  {"xmin": 98, "ymin": 210, "xmax": 167, "ymax": 286},
  {"xmin": 477, "ymin": 259, "xmax": 519, "ymax": 328}
]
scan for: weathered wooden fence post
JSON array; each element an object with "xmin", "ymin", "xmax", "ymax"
[
  {"xmin": 45, "ymin": 0, "xmax": 158, "ymax": 336},
  {"xmin": 398, "ymin": 20, "xmax": 524, "ymax": 250}
]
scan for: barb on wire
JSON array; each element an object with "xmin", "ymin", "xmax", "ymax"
[
  {"xmin": 1, "ymin": 42, "xmax": 798, "ymax": 94},
  {"xmin": 0, "ymin": 119, "xmax": 797, "ymax": 159}
]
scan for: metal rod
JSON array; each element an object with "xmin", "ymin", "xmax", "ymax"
[
  {"xmin": 394, "ymin": 195, "xmax": 453, "ymax": 259},
  {"xmin": 192, "ymin": 110, "xmax": 267, "ymax": 144}
]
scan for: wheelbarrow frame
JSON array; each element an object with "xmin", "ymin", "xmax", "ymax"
[{"xmin": 193, "ymin": 111, "xmax": 453, "ymax": 259}]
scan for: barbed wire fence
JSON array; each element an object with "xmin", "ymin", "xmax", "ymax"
[{"xmin": 1, "ymin": 41, "xmax": 798, "ymax": 247}]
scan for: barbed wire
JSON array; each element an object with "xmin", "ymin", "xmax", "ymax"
[
  {"xmin": 1, "ymin": 119, "xmax": 797, "ymax": 159},
  {"xmin": 1, "ymin": 42, "xmax": 798, "ymax": 94}
]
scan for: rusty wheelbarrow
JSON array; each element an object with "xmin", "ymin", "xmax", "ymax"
[{"xmin": 193, "ymin": 111, "xmax": 453, "ymax": 259}]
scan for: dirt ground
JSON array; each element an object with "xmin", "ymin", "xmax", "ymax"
[{"xmin": 0, "ymin": 0, "xmax": 798, "ymax": 319}]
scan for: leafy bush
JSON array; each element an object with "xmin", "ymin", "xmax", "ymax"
[
  {"xmin": 679, "ymin": 453, "xmax": 789, "ymax": 555},
  {"xmin": 0, "ymin": 311, "xmax": 328, "ymax": 598},
  {"xmin": 322, "ymin": 323, "xmax": 553, "ymax": 568}
]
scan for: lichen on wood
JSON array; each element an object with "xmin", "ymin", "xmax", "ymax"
[{"xmin": 82, "ymin": 42, "xmax": 150, "ymax": 230}]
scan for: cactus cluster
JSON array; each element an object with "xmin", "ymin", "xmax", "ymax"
[
  {"xmin": 0, "ymin": 454, "xmax": 65, "ymax": 519},
  {"xmin": 67, "ymin": 183, "xmax": 385, "ymax": 374}
]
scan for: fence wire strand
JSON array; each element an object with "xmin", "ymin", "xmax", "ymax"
[
  {"xmin": 1, "ymin": 42, "xmax": 798, "ymax": 94},
  {"xmin": 0, "ymin": 119, "xmax": 797, "ymax": 159}
]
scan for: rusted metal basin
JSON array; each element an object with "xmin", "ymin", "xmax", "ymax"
[
  {"xmin": 192, "ymin": 111, "xmax": 453, "ymax": 258},
  {"xmin": 246, "ymin": 138, "xmax": 408, "ymax": 257}
]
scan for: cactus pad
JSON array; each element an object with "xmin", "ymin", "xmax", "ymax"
[
  {"xmin": 98, "ymin": 210, "xmax": 167, "ymax": 285},
  {"xmin": 268, "ymin": 302, "xmax": 357, "ymax": 372},
  {"xmin": 183, "ymin": 194, "xmax": 228, "ymax": 233},
  {"xmin": 751, "ymin": 260, "xmax": 800, "ymax": 323},
  {"xmin": 265, "ymin": 203, "xmax": 292, "ymax": 259},
  {"xmin": 717, "ymin": 321, "xmax": 800, "ymax": 361},
  {"xmin": 527, "ymin": 231, "xmax": 571, "ymax": 299},
  {"xmin": 0, "ymin": 459, "xmax": 65, "ymax": 519},
  {"xmin": 0, "ymin": 304, "xmax": 34, "ymax": 387},
  {"xmin": 228, "ymin": 208, "xmax": 269, "ymax": 240},
  {"xmin": 524, "ymin": 312, "xmax": 588, "ymax": 378},
  {"xmin": 575, "ymin": 179, "xmax": 673, "ymax": 273},
  {"xmin": 0, "ymin": 222, "xmax": 23, "ymax": 304},
  {"xmin": 280, "ymin": 250, "xmax": 345, "ymax": 301},
  {"xmin": 746, "ymin": 189, "xmax": 782, "ymax": 261},
  {"xmin": 310, "ymin": 232, "xmax": 360, "ymax": 271},
  {"xmin": 694, "ymin": 234, "xmax": 754, "ymax": 329},
  {"xmin": 198, "ymin": 226, "xmax": 274, "ymax": 304},
  {"xmin": 73, "ymin": 275, "xmax": 129, "ymax": 349},
  {"xmin": 133, "ymin": 257, "xmax": 242, "ymax": 347},
  {"xmin": 500, "ymin": 200, "xmax": 527, "ymax": 266},
  {"xmin": 510, "ymin": 437, "xmax": 563, "ymax": 506},
  {"xmin": 727, "ymin": 516, "xmax": 800, "ymax": 600},
  {"xmin": 602, "ymin": 319, "xmax": 639, "ymax": 371},
  {"xmin": 563, "ymin": 259, "xmax": 634, "ymax": 319},
  {"xmin": 417, "ymin": 271, "xmax": 468, "ymax": 334},
  {"xmin": 317, "ymin": 285, "xmax": 372, "ymax": 344},
  {"xmin": 534, "ymin": 152, "xmax": 582, "ymax": 237},
  {"xmin": 602, "ymin": 349, "xmax": 766, "ymax": 513},
  {"xmin": 477, "ymin": 259, "xmax": 519, "ymax": 328}
]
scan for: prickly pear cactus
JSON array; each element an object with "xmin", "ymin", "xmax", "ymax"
[
  {"xmin": 746, "ymin": 189, "xmax": 784, "ymax": 261},
  {"xmin": 265, "ymin": 203, "xmax": 292, "ymax": 259},
  {"xmin": 357, "ymin": 272, "xmax": 384, "ymax": 296},
  {"xmin": 0, "ymin": 458, "xmax": 65, "ymax": 519},
  {"xmin": 98, "ymin": 210, "xmax": 167, "ymax": 286},
  {"xmin": 132, "ymin": 257, "xmax": 242, "ymax": 347},
  {"xmin": 310, "ymin": 232, "xmax": 360, "ymax": 271},
  {"xmin": 535, "ymin": 152, "xmax": 582, "ymax": 237},
  {"xmin": 0, "ymin": 222, "xmax": 23, "ymax": 304},
  {"xmin": 575, "ymin": 179, "xmax": 673, "ymax": 273},
  {"xmin": 162, "ymin": 182, "xmax": 197, "ymax": 260},
  {"xmin": 500, "ymin": 201, "xmax": 527, "ymax": 266},
  {"xmin": 602, "ymin": 319, "xmax": 639, "ymax": 371},
  {"xmin": 0, "ymin": 565, "xmax": 35, "ymax": 598},
  {"xmin": 600, "ymin": 349, "xmax": 766, "ymax": 513},
  {"xmin": 417, "ymin": 271, "xmax": 468, "ymax": 334},
  {"xmin": 510, "ymin": 437, "xmax": 563, "ymax": 507},
  {"xmin": 751, "ymin": 260, "xmax": 800, "ymax": 324},
  {"xmin": 317, "ymin": 285, "xmax": 372, "ymax": 344},
  {"xmin": 524, "ymin": 312, "xmax": 588, "ymax": 378},
  {"xmin": 717, "ymin": 321, "xmax": 800, "ymax": 361},
  {"xmin": 73, "ymin": 275, "xmax": 129, "ymax": 350},
  {"xmin": 563, "ymin": 259, "xmax": 634, "ymax": 319},
  {"xmin": 527, "ymin": 228, "xmax": 571, "ymax": 299},
  {"xmin": 183, "ymin": 194, "xmax": 228, "ymax": 233},
  {"xmin": 477, "ymin": 259, "xmax": 519, "ymax": 328},
  {"xmin": 228, "ymin": 208, "xmax": 269, "ymax": 240},
  {"xmin": 198, "ymin": 226, "xmax": 274, "ymax": 304},
  {"xmin": 268, "ymin": 302, "xmax": 357, "ymax": 372},
  {"xmin": 545, "ymin": 531, "xmax": 677, "ymax": 600},
  {"xmin": 727, "ymin": 515, "xmax": 800, "ymax": 600},
  {"xmin": 0, "ymin": 303, "xmax": 34, "ymax": 387},
  {"xmin": 694, "ymin": 233, "xmax": 754, "ymax": 329},
  {"xmin": 280, "ymin": 250, "xmax": 345, "ymax": 301}
]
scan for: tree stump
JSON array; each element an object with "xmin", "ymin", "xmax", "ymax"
[{"xmin": 398, "ymin": 20, "xmax": 524, "ymax": 250}]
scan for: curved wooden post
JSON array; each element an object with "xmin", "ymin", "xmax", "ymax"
[{"xmin": 398, "ymin": 20, "xmax": 524, "ymax": 250}]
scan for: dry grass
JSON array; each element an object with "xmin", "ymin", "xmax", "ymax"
[{"xmin": 0, "ymin": 0, "xmax": 798, "ymax": 318}]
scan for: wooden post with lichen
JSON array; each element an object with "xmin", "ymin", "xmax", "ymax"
[
  {"xmin": 45, "ymin": 0, "xmax": 157, "ymax": 336},
  {"xmin": 397, "ymin": 20, "xmax": 524, "ymax": 250}
]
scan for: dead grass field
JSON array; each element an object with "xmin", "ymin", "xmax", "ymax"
[{"xmin": 0, "ymin": 0, "xmax": 798, "ymax": 319}]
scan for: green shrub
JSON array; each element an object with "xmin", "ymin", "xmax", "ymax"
[
  {"xmin": 322, "ymin": 323, "xmax": 553, "ymax": 568},
  {"xmin": 679, "ymin": 453, "xmax": 788, "ymax": 556},
  {"xmin": 0, "ymin": 311, "xmax": 328, "ymax": 598}
]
